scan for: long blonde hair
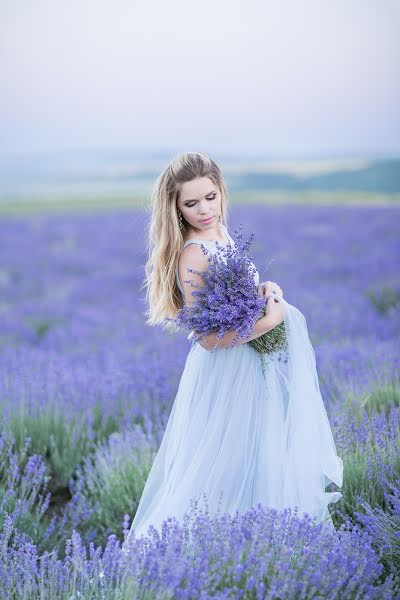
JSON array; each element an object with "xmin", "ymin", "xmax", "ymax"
[{"xmin": 141, "ymin": 151, "xmax": 230, "ymax": 332}]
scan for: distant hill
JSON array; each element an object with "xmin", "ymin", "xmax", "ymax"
[
  {"xmin": 1, "ymin": 153, "xmax": 399, "ymax": 202},
  {"xmin": 223, "ymin": 158, "xmax": 400, "ymax": 193}
]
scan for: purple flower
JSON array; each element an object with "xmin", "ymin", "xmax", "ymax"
[{"xmin": 168, "ymin": 227, "xmax": 270, "ymax": 348}]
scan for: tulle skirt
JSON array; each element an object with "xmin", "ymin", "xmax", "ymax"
[{"xmin": 124, "ymin": 296, "xmax": 343, "ymax": 546}]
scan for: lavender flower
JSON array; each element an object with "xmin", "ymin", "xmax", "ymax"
[
  {"xmin": 0, "ymin": 205, "xmax": 399, "ymax": 593},
  {"xmin": 168, "ymin": 227, "xmax": 287, "ymax": 355}
]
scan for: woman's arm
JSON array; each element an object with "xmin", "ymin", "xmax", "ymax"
[
  {"xmin": 179, "ymin": 245, "xmax": 284, "ymax": 352},
  {"xmin": 199, "ymin": 295, "xmax": 284, "ymax": 351}
]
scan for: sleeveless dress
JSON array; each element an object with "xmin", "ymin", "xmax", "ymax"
[{"xmin": 123, "ymin": 223, "xmax": 343, "ymax": 549}]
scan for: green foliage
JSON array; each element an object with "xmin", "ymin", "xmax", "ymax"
[
  {"xmin": 340, "ymin": 379, "xmax": 400, "ymax": 421},
  {"xmin": 68, "ymin": 427, "xmax": 156, "ymax": 547},
  {"xmin": 366, "ymin": 285, "xmax": 400, "ymax": 315},
  {"xmin": 336, "ymin": 410, "xmax": 400, "ymax": 523},
  {"xmin": 0, "ymin": 432, "xmax": 54, "ymax": 552},
  {"xmin": 6, "ymin": 404, "xmax": 120, "ymax": 493},
  {"xmin": 361, "ymin": 381, "xmax": 400, "ymax": 416},
  {"xmin": 355, "ymin": 483, "xmax": 400, "ymax": 580},
  {"xmin": 33, "ymin": 319, "xmax": 53, "ymax": 338},
  {"xmin": 249, "ymin": 301, "xmax": 288, "ymax": 357}
]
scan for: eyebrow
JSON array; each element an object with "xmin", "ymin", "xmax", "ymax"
[{"xmin": 182, "ymin": 189, "xmax": 217, "ymax": 203}]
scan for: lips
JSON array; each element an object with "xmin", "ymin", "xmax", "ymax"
[{"xmin": 200, "ymin": 216, "xmax": 214, "ymax": 223}]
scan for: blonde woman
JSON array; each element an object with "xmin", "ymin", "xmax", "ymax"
[{"xmin": 123, "ymin": 151, "xmax": 343, "ymax": 550}]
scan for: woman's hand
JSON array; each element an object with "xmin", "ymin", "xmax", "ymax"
[{"xmin": 257, "ymin": 281, "xmax": 283, "ymax": 302}]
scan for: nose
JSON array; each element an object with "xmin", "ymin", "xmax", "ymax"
[{"xmin": 198, "ymin": 200, "xmax": 210, "ymax": 213}]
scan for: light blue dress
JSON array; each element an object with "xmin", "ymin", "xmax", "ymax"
[{"xmin": 123, "ymin": 223, "xmax": 343, "ymax": 549}]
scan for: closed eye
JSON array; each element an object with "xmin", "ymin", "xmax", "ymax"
[{"xmin": 186, "ymin": 194, "xmax": 216, "ymax": 208}]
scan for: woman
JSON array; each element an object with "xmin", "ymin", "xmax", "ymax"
[{"xmin": 123, "ymin": 151, "xmax": 343, "ymax": 549}]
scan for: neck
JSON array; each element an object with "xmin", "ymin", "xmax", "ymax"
[{"xmin": 187, "ymin": 221, "xmax": 225, "ymax": 241}]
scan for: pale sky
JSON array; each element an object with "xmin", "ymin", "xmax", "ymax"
[{"xmin": 1, "ymin": 0, "xmax": 399, "ymax": 158}]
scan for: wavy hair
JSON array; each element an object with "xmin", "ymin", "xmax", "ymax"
[{"xmin": 141, "ymin": 151, "xmax": 230, "ymax": 332}]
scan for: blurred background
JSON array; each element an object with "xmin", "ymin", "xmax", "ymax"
[{"xmin": 0, "ymin": 0, "xmax": 399, "ymax": 211}]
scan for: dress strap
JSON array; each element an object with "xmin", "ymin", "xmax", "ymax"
[
  {"xmin": 176, "ymin": 223, "xmax": 231, "ymax": 292},
  {"xmin": 181, "ymin": 222, "xmax": 231, "ymax": 249},
  {"xmin": 176, "ymin": 240, "xmax": 211, "ymax": 293},
  {"xmin": 182, "ymin": 239, "xmax": 213, "ymax": 250}
]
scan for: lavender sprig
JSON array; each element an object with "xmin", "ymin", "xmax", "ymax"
[{"xmin": 169, "ymin": 226, "xmax": 287, "ymax": 357}]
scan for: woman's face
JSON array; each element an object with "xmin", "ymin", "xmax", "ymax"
[{"xmin": 177, "ymin": 177, "xmax": 222, "ymax": 234}]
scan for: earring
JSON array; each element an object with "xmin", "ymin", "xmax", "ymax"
[{"xmin": 178, "ymin": 210, "xmax": 183, "ymax": 231}]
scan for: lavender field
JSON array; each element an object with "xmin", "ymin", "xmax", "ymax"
[{"xmin": 0, "ymin": 203, "xmax": 399, "ymax": 599}]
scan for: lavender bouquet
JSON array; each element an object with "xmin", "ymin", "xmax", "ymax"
[{"xmin": 169, "ymin": 227, "xmax": 287, "ymax": 366}]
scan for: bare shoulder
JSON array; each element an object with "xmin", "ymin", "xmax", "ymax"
[
  {"xmin": 179, "ymin": 243, "xmax": 210, "ymax": 281},
  {"xmin": 178, "ymin": 243, "xmax": 210, "ymax": 304}
]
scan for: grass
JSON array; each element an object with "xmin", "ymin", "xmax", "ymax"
[{"xmin": 0, "ymin": 190, "xmax": 399, "ymax": 217}]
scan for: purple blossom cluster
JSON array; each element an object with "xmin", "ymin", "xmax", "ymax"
[
  {"xmin": 0, "ymin": 204, "xmax": 399, "ymax": 596},
  {"xmin": 121, "ymin": 500, "xmax": 399, "ymax": 599},
  {"xmin": 1, "ymin": 498, "xmax": 398, "ymax": 598},
  {"xmin": 169, "ymin": 227, "xmax": 266, "ymax": 346},
  {"xmin": 0, "ymin": 504, "xmax": 399, "ymax": 600},
  {"xmin": 353, "ymin": 478, "xmax": 400, "ymax": 579}
]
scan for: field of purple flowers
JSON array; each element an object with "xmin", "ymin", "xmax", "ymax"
[{"xmin": 0, "ymin": 203, "xmax": 399, "ymax": 599}]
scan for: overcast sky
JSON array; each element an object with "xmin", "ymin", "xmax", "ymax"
[{"xmin": 1, "ymin": 0, "xmax": 399, "ymax": 158}]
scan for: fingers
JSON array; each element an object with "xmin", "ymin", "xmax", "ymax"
[
  {"xmin": 259, "ymin": 281, "xmax": 283, "ymax": 298},
  {"xmin": 257, "ymin": 283, "xmax": 268, "ymax": 300}
]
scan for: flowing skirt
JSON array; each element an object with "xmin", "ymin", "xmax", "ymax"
[{"xmin": 123, "ymin": 296, "xmax": 343, "ymax": 547}]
